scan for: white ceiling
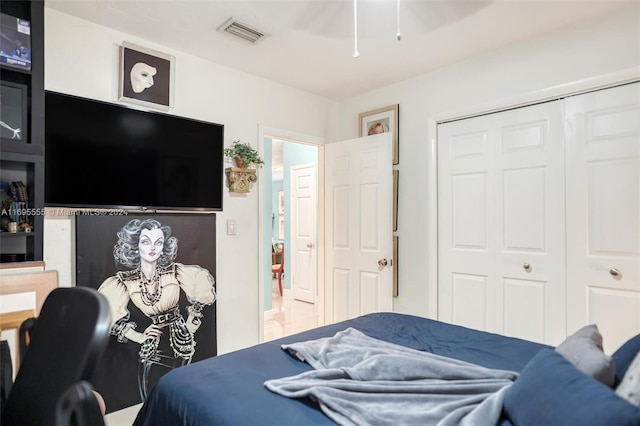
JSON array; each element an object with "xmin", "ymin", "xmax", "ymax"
[
  {"xmin": 45, "ymin": 0, "xmax": 632, "ymax": 101},
  {"xmin": 45, "ymin": 0, "xmax": 633, "ymax": 179}
]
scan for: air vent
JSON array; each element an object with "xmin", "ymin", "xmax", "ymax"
[{"xmin": 217, "ymin": 18, "xmax": 268, "ymax": 44}]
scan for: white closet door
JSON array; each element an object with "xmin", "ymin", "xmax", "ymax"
[
  {"xmin": 565, "ymin": 82, "xmax": 640, "ymax": 354},
  {"xmin": 438, "ymin": 101, "xmax": 566, "ymax": 345}
]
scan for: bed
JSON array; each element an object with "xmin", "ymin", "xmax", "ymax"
[{"xmin": 132, "ymin": 312, "xmax": 640, "ymax": 426}]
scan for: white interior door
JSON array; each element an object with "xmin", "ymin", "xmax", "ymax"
[
  {"xmin": 291, "ymin": 163, "xmax": 317, "ymax": 303},
  {"xmin": 325, "ymin": 133, "xmax": 393, "ymax": 324},
  {"xmin": 438, "ymin": 101, "xmax": 566, "ymax": 345},
  {"xmin": 565, "ymin": 82, "xmax": 640, "ymax": 354}
]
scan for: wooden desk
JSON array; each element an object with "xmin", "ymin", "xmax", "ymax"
[
  {"xmin": 0, "ymin": 269, "xmax": 58, "ymax": 316},
  {"xmin": 0, "ymin": 263, "xmax": 58, "ymax": 372}
]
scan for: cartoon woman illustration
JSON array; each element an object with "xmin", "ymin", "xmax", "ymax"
[{"xmin": 97, "ymin": 218, "xmax": 216, "ymax": 399}]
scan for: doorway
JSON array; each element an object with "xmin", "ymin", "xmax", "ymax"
[{"xmin": 258, "ymin": 126, "xmax": 325, "ymax": 342}]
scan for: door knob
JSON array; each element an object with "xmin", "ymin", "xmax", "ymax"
[
  {"xmin": 378, "ymin": 258, "xmax": 388, "ymax": 267},
  {"xmin": 610, "ymin": 268, "xmax": 621, "ymax": 278},
  {"xmin": 306, "ymin": 243, "xmax": 313, "ymax": 248},
  {"xmin": 523, "ymin": 263, "xmax": 532, "ymax": 272}
]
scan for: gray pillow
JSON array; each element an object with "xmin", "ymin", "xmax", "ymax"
[
  {"xmin": 616, "ymin": 351, "xmax": 640, "ymax": 406},
  {"xmin": 555, "ymin": 324, "xmax": 615, "ymax": 387}
]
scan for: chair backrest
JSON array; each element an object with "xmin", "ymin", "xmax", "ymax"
[
  {"xmin": 1, "ymin": 286, "xmax": 110, "ymax": 426},
  {"xmin": 272, "ymin": 245, "xmax": 284, "ymax": 271},
  {"xmin": 56, "ymin": 380, "xmax": 106, "ymax": 426}
]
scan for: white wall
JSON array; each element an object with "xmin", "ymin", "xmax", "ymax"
[
  {"xmin": 339, "ymin": 2, "xmax": 640, "ymax": 318},
  {"xmin": 43, "ymin": 8, "xmax": 340, "ymax": 354},
  {"xmin": 43, "ymin": 3, "xmax": 639, "ymax": 353}
]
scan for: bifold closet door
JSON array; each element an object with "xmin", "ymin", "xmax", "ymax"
[
  {"xmin": 437, "ymin": 101, "xmax": 566, "ymax": 345},
  {"xmin": 565, "ymin": 82, "xmax": 640, "ymax": 354}
]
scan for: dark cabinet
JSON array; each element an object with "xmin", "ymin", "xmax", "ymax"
[{"xmin": 0, "ymin": 0, "xmax": 44, "ymax": 263}]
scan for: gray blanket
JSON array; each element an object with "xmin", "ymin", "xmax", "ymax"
[{"xmin": 264, "ymin": 328, "xmax": 517, "ymax": 426}]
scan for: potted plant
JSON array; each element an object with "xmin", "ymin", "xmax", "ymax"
[{"xmin": 223, "ymin": 140, "xmax": 264, "ymax": 169}]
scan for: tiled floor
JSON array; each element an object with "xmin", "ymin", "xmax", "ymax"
[
  {"xmin": 105, "ymin": 403, "xmax": 142, "ymax": 426},
  {"xmin": 264, "ymin": 278, "xmax": 318, "ymax": 341}
]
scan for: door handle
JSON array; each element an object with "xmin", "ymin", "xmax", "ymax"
[
  {"xmin": 306, "ymin": 243, "xmax": 314, "ymax": 248},
  {"xmin": 378, "ymin": 258, "xmax": 388, "ymax": 267}
]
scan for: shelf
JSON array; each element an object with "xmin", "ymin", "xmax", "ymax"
[
  {"xmin": 0, "ymin": 232, "xmax": 35, "ymax": 238},
  {"xmin": 0, "ymin": 64, "xmax": 32, "ymax": 77},
  {"xmin": 225, "ymin": 167, "xmax": 258, "ymax": 193},
  {"xmin": 0, "ymin": 142, "xmax": 44, "ymax": 159}
]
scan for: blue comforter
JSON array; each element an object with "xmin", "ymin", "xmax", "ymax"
[{"xmin": 133, "ymin": 313, "xmax": 548, "ymax": 426}]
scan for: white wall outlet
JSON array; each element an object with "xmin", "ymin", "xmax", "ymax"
[{"xmin": 227, "ymin": 219, "xmax": 236, "ymax": 235}]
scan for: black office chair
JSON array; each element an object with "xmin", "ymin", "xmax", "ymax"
[{"xmin": 1, "ymin": 286, "xmax": 111, "ymax": 426}]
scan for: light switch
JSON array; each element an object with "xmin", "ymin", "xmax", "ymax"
[{"xmin": 227, "ymin": 219, "xmax": 236, "ymax": 235}]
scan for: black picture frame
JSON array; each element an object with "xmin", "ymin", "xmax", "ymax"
[
  {"xmin": 393, "ymin": 170, "xmax": 398, "ymax": 232},
  {"xmin": 0, "ymin": 81, "xmax": 28, "ymax": 143},
  {"xmin": 393, "ymin": 236, "xmax": 398, "ymax": 297},
  {"xmin": 118, "ymin": 41, "xmax": 175, "ymax": 111},
  {"xmin": 75, "ymin": 213, "xmax": 217, "ymax": 413}
]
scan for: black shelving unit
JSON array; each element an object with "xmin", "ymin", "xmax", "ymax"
[{"xmin": 0, "ymin": 0, "xmax": 44, "ymax": 263}]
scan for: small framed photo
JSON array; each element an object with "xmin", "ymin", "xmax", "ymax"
[
  {"xmin": 0, "ymin": 13, "xmax": 32, "ymax": 71},
  {"xmin": 278, "ymin": 190, "xmax": 285, "ymax": 214},
  {"xmin": 278, "ymin": 215, "xmax": 285, "ymax": 240},
  {"xmin": 0, "ymin": 81, "xmax": 28, "ymax": 143},
  {"xmin": 393, "ymin": 170, "xmax": 398, "ymax": 232},
  {"xmin": 119, "ymin": 41, "xmax": 175, "ymax": 111},
  {"xmin": 358, "ymin": 104, "xmax": 399, "ymax": 165},
  {"xmin": 393, "ymin": 236, "xmax": 398, "ymax": 297}
]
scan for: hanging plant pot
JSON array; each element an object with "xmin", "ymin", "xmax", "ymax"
[{"xmin": 223, "ymin": 140, "xmax": 264, "ymax": 170}]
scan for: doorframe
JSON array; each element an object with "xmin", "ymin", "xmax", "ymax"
[
  {"xmin": 426, "ymin": 68, "xmax": 640, "ymax": 321},
  {"xmin": 257, "ymin": 124, "xmax": 326, "ymax": 342}
]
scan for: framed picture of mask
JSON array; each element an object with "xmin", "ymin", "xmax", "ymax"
[{"xmin": 119, "ymin": 41, "xmax": 175, "ymax": 110}]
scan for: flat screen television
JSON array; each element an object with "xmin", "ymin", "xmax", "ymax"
[
  {"xmin": 45, "ymin": 91, "xmax": 224, "ymax": 211},
  {"xmin": 0, "ymin": 12, "xmax": 31, "ymax": 71}
]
